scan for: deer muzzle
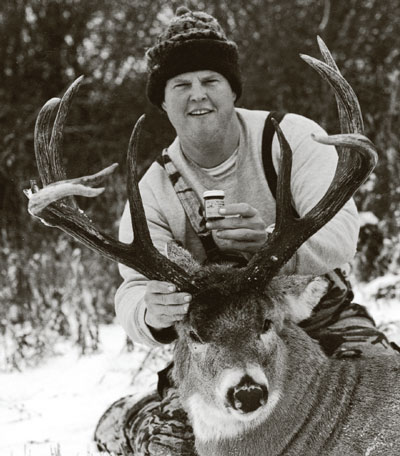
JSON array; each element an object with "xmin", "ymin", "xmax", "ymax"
[{"xmin": 227, "ymin": 375, "xmax": 268, "ymax": 414}]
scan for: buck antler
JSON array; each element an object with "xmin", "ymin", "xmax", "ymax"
[
  {"xmin": 26, "ymin": 38, "xmax": 378, "ymax": 299},
  {"xmin": 26, "ymin": 77, "xmax": 201, "ymax": 293},
  {"xmin": 229, "ymin": 37, "xmax": 378, "ymax": 292}
]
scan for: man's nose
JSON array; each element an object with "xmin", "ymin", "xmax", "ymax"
[{"xmin": 189, "ymin": 81, "xmax": 207, "ymax": 101}]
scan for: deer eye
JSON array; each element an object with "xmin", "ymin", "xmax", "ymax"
[
  {"xmin": 262, "ymin": 319, "xmax": 272, "ymax": 333},
  {"xmin": 189, "ymin": 330, "xmax": 203, "ymax": 344}
]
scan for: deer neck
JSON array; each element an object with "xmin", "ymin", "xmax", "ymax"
[
  {"xmin": 193, "ymin": 323, "xmax": 362, "ymax": 456},
  {"xmin": 254, "ymin": 323, "xmax": 360, "ymax": 454}
]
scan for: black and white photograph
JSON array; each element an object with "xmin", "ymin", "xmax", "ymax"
[{"xmin": 1, "ymin": 1, "xmax": 399, "ymax": 455}]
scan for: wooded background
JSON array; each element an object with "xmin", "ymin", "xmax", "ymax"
[{"xmin": 1, "ymin": 0, "xmax": 399, "ymax": 369}]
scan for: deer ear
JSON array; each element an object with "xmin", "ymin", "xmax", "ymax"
[
  {"xmin": 269, "ymin": 276, "xmax": 329, "ymax": 323},
  {"xmin": 166, "ymin": 241, "xmax": 202, "ymax": 273}
]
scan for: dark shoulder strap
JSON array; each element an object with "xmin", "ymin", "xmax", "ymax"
[
  {"xmin": 262, "ymin": 111, "xmax": 286, "ymax": 200},
  {"xmin": 157, "ymin": 149, "xmax": 246, "ymax": 266}
]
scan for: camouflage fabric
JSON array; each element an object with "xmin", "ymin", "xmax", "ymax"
[
  {"xmin": 301, "ymin": 270, "xmax": 397, "ymax": 359},
  {"xmin": 94, "ymin": 272, "xmax": 398, "ymax": 455},
  {"xmin": 94, "ymin": 389, "xmax": 195, "ymax": 456},
  {"xmin": 94, "ymin": 393, "xmax": 161, "ymax": 455},
  {"xmin": 126, "ymin": 388, "xmax": 195, "ymax": 456}
]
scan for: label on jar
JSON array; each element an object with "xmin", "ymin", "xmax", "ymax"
[
  {"xmin": 205, "ymin": 198, "xmax": 225, "ymax": 220},
  {"xmin": 203, "ymin": 190, "xmax": 225, "ymax": 220}
]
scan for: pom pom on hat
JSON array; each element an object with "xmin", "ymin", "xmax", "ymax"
[
  {"xmin": 146, "ymin": 8, "xmax": 242, "ymax": 108},
  {"xmin": 175, "ymin": 6, "xmax": 190, "ymax": 15}
]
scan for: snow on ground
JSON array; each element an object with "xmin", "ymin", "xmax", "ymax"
[
  {"xmin": 1, "ymin": 277, "xmax": 399, "ymax": 456},
  {"xmin": 0, "ymin": 324, "xmax": 172, "ymax": 456},
  {"xmin": 353, "ymin": 274, "xmax": 400, "ymax": 345}
]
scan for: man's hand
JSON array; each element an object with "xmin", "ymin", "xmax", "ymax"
[
  {"xmin": 206, "ymin": 203, "xmax": 268, "ymax": 259},
  {"xmin": 144, "ymin": 281, "xmax": 192, "ymax": 330}
]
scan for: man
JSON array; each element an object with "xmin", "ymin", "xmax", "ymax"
[
  {"xmin": 115, "ymin": 7, "xmax": 374, "ymax": 351},
  {"xmin": 97, "ymin": 7, "xmax": 394, "ymax": 455}
]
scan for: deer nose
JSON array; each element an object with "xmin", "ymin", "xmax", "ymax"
[{"xmin": 228, "ymin": 376, "xmax": 268, "ymax": 414}]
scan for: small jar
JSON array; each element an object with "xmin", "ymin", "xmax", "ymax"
[{"xmin": 203, "ymin": 190, "xmax": 225, "ymax": 221}]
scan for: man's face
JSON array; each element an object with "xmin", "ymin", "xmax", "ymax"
[{"xmin": 162, "ymin": 70, "xmax": 236, "ymax": 141}]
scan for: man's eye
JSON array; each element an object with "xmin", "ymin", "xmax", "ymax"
[
  {"xmin": 174, "ymin": 83, "xmax": 189, "ymax": 88},
  {"xmin": 205, "ymin": 79, "xmax": 218, "ymax": 84}
]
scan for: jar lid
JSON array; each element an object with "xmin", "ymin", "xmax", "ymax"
[{"xmin": 203, "ymin": 190, "xmax": 225, "ymax": 198}]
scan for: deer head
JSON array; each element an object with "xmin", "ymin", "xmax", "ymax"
[
  {"xmin": 169, "ymin": 245, "xmax": 331, "ymax": 440},
  {"xmin": 26, "ymin": 38, "xmax": 379, "ymax": 447}
]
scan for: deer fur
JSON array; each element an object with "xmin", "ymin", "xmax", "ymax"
[{"xmin": 168, "ymin": 247, "xmax": 400, "ymax": 456}]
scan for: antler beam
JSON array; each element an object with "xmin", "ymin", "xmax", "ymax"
[
  {"xmin": 232, "ymin": 37, "xmax": 378, "ymax": 291},
  {"xmin": 26, "ymin": 78, "xmax": 201, "ymax": 294}
]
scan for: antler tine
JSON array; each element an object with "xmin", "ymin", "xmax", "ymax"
[
  {"xmin": 126, "ymin": 115, "xmax": 154, "ymax": 247},
  {"xmin": 26, "ymin": 163, "xmax": 118, "ymax": 215},
  {"xmin": 49, "ymin": 75, "xmax": 84, "ymax": 183},
  {"xmin": 27, "ymin": 171, "xmax": 199, "ymax": 292},
  {"xmin": 230, "ymin": 39, "xmax": 377, "ymax": 291},
  {"xmin": 34, "ymin": 97, "xmax": 61, "ymax": 187},
  {"xmin": 316, "ymin": 36, "xmax": 340, "ymax": 72},
  {"xmin": 299, "ymin": 39, "xmax": 377, "ymax": 221},
  {"xmin": 229, "ymin": 122, "xmax": 305, "ymax": 289},
  {"xmin": 300, "ymin": 39, "xmax": 364, "ymax": 135},
  {"xmin": 315, "ymin": 36, "xmax": 350, "ymax": 135},
  {"xmin": 271, "ymin": 117, "xmax": 294, "ymax": 232},
  {"xmin": 123, "ymin": 115, "xmax": 202, "ymax": 292},
  {"xmin": 27, "ymin": 78, "xmax": 201, "ymax": 294},
  {"xmin": 34, "ymin": 76, "xmax": 84, "ymax": 210}
]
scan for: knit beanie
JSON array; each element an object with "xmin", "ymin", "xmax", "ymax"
[{"xmin": 146, "ymin": 7, "xmax": 242, "ymax": 108}]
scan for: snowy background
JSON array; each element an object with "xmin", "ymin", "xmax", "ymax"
[
  {"xmin": 1, "ymin": 2, "xmax": 399, "ymax": 455},
  {"xmin": 1, "ymin": 278, "xmax": 399, "ymax": 456},
  {"xmin": 1, "ymin": 324, "xmax": 172, "ymax": 456}
]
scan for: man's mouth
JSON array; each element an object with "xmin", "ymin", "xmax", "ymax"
[{"xmin": 188, "ymin": 109, "xmax": 213, "ymax": 116}]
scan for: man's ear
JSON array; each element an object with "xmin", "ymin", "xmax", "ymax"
[
  {"xmin": 268, "ymin": 276, "xmax": 330, "ymax": 323},
  {"xmin": 232, "ymin": 91, "xmax": 237, "ymax": 103},
  {"xmin": 161, "ymin": 100, "xmax": 167, "ymax": 111}
]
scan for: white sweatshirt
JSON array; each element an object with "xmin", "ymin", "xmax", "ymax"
[{"xmin": 115, "ymin": 108, "xmax": 359, "ymax": 347}]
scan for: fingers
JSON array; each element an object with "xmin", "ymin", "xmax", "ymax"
[
  {"xmin": 145, "ymin": 310, "xmax": 185, "ymax": 329},
  {"xmin": 205, "ymin": 203, "xmax": 268, "ymax": 258},
  {"xmin": 215, "ymin": 228, "xmax": 266, "ymax": 242},
  {"xmin": 206, "ymin": 203, "xmax": 264, "ymax": 232},
  {"xmin": 144, "ymin": 281, "xmax": 192, "ymax": 329},
  {"xmin": 145, "ymin": 281, "xmax": 191, "ymax": 306},
  {"xmin": 207, "ymin": 217, "xmax": 264, "ymax": 231},
  {"xmin": 212, "ymin": 232, "xmax": 265, "ymax": 254},
  {"xmin": 206, "ymin": 208, "xmax": 266, "ymax": 233},
  {"xmin": 147, "ymin": 302, "xmax": 189, "ymax": 326},
  {"xmin": 221, "ymin": 203, "xmax": 257, "ymax": 218},
  {"xmin": 206, "ymin": 214, "xmax": 264, "ymax": 231},
  {"xmin": 146, "ymin": 281, "xmax": 177, "ymax": 294}
]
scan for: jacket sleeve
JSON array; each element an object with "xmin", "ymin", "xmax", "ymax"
[
  {"xmin": 114, "ymin": 169, "xmax": 178, "ymax": 348},
  {"xmin": 275, "ymin": 114, "xmax": 360, "ymax": 275}
]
